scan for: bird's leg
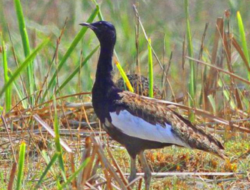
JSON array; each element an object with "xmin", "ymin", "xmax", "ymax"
[
  {"xmin": 139, "ymin": 151, "xmax": 151, "ymax": 190},
  {"xmin": 128, "ymin": 156, "xmax": 137, "ymax": 183}
]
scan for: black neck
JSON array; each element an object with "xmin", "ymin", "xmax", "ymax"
[
  {"xmin": 92, "ymin": 42, "xmax": 120, "ymax": 121},
  {"xmin": 92, "ymin": 34, "xmax": 122, "ymax": 122},
  {"xmin": 95, "ymin": 44, "xmax": 115, "ymax": 87}
]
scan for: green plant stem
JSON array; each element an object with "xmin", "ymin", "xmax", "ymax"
[
  {"xmin": 14, "ymin": 0, "xmax": 34, "ymax": 104},
  {"xmin": 185, "ymin": 0, "xmax": 195, "ymax": 122},
  {"xmin": 42, "ymin": 6, "xmax": 99, "ymax": 101},
  {"xmin": 34, "ymin": 153, "xmax": 59, "ymax": 189},
  {"xmin": 148, "ymin": 38, "xmax": 154, "ymax": 97},
  {"xmin": 53, "ymin": 96, "xmax": 67, "ymax": 183},
  {"xmin": 58, "ymin": 158, "xmax": 90, "ymax": 190},
  {"xmin": 56, "ymin": 45, "xmax": 99, "ymax": 94},
  {"xmin": 0, "ymin": 38, "xmax": 49, "ymax": 98},
  {"xmin": 1, "ymin": 37, "xmax": 11, "ymax": 111},
  {"xmin": 16, "ymin": 142, "xmax": 26, "ymax": 190},
  {"xmin": 237, "ymin": 11, "xmax": 250, "ymax": 81}
]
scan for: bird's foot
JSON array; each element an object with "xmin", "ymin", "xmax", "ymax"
[
  {"xmin": 144, "ymin": 170, "xmax": 152, "ymax": 190},
  {"xmin": 139, "ymin": 151, "xmax": 152, "ymax": 190},
  {"xmin": 128, "ymin": 156, "xmax": 137, "ymax": 187}
]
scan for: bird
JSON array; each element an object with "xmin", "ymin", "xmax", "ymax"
[
  {"xmin": 116, "ymin": 74, "xmax": 162, "ymax": 99},
  {"xmin": 80, "ymin": 21, "xmax": 226, "ymax": 190}
]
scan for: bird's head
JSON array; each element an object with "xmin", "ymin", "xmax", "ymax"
[{"xmin": 80, "ymin": 21, "xmax": 116, "ymax": 47}]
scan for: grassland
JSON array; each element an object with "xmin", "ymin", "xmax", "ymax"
[{"xmin": 0, "ymin": 0, "xmax": 250, "ymax": 189}]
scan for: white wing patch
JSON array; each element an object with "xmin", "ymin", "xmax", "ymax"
[{"xmin": 110, "ymin": 110, "xmax": 189, "ymax": 147}]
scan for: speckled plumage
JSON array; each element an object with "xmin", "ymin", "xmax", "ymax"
[
  {"xmin": 81, "ymin": 21, "xmax": 226, "ymax": 190},
  {"xmin": 115, "ymin": 91, "xmax": 226, "ymax": 159},
  {"xmin": 116, "ymin": 74, "xmax": 162, "ymax": 99}
]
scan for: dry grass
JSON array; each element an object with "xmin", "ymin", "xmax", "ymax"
[
  {"xmin": 0, "ymin": 93, "xmax": 250, "ymax": 189},
  {"xmin": 1, "ymin": 1, "xmax": 250, "ymax": 189}
]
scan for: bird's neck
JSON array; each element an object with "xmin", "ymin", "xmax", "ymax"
[
  {"xmin": 95, "ymin": 44, "xmax": 115, "ymax": 87},
  {"xmin": 92, "ymin": 43, "xmax": 119, "ymax": 121}
]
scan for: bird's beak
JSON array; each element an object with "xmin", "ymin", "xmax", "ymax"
[{"xmin": 79, "ymin": 22, "xmax": 96, "ymax": 30}]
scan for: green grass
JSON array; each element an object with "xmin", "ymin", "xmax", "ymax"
[
  {"xmin": 148, "ymin": 38, "xmax": 154, "ymax": 97},
  {"xmin": 14, "ymin": 0, "xmax": 34, "ymax": 105},
  {"xmin": 237, "ymin": 11, "xmax": 250, "ymax": 80},
  {"xmin": 16, "ymin": 142, "xmax": 26, "ymax": 190},
  {"xmin": 0, "ymin": 0, "xmax": 250, "ymax": 189},
  {"xmin": 1, "ymin": 36, "xmax": 11, "ymax": 112},
  {"xmin": 53, "ymin": 96, "xmax": 66, "ymax": 185},
  {"xmin": 34, "ymin": 152, "xmax": 59, "ymax": 189},
  {"xmin": 185, "ymin": 0, "xmax": 196, "ymax": 122},
  {"xmin": 0, "ymin": 38, "xmax": 49, "ymax": 98},
  {"xmin": 42, "ymin": 6, "xmax": 99, "ymax": 101}
]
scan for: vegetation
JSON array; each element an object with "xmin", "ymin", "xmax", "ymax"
[{"xmin": 0, "ymin": 0, "xmax": 250, "ymax": 189}]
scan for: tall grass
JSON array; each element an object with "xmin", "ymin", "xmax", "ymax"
[
  {"xmin": 148, "ymin": 38, "xmax": 154, "ymax": 97},
  {"xmin": 237, "ymin": 11, "xmax": 250, "ymax": 80},
  {"xmin": 1, "ymin": 1, "xmax": 250, "ymax": 189},
  {"xmin": 52, "ymin": 96, "xmax": 66, "ymax": 184},
  {"xmin": 34, "ymin": 152, "xmax": 59, "ymax": 189},
  {"xmin": 14, "ymin": 0, "xmax": 34, "ymax": 105},
  {"xmin": 58, "ymin": 157, "xmax": 90, "ymax": 190},
  {"xmin": 56, "ymin": 45, "xmax": 99, "ymax": 94},
  {"xmin": 0, "ymin": 38, "xmax": 49, "ymax": 98},
  {"xmin": 1, "ymin": 36, "xmax": 11, "ymax": 111},
  {"xmin": 16, "ymin": 142, "xmax": 26, "ymax": 190},
  {"xmin": 42, "ymin": 6, "xmax": 99, "ymax": 101},
  {"xmin": 185, "ymin": 0, "xmax": 195, "ymax": 122}
]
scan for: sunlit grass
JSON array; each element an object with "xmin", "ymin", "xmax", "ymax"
[
  {"xmin": 185, "ymin": 0, "xmax": 195, "ymax": 122},
  {"xmin": 148, "ymin": 38, "xmax": 154, "ymax": 97},
  {"xmin": 16, "ymin": 142, "xmax": 26, "ymax": 190},
  {"xmin": 42, "ymin": 6, "xmax": 99, "ymax": 101},
  {"xmin": 0, "ymin": 0, "xmax": 250, "ymax": 189},
  {"xmin": 1, "ymin": 36, "xmax": 11, "ymax": 112},
  {"xmin": 0, "ymin": 38, "xmax": 49, "ymax": 98},
  {"xmin": 237, "ymin": 11, "xmax": 250, "ymax": 80},
  {"xmin": 14, "ymin": 0, "xmax": 34, "ymax": 105}
]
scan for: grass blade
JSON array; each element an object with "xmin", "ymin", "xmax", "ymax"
[
  {"xmin": 16, "ymin": 142, "xmax": 26, "ymax": 190},
  {"xmin": 187, "ymin": 56, "xmax": 250, "ymax": 85},
  {"xmin": 34, "ymin": 152, "xmax": 59, "ymax": 189},
  {"xmin": 207, "ymin": 95, "xmax": 216, "ymax": 115},
  {"xmin": 0, "ymin": 38, "xmax": 49, "ymax": 98},
  {"xmin": 217, "ymin": 79, "xmax": 236, "ymax": 109},
  {"xmin": 8, "ymin": 70, "xmax": 28, "ymax": 108},
  {"xmin": 185, "ymin": 0, "xmax": 195, "ymax": 121},
  {"xmin": 33, "ymin": 114, "xmax": 72, "ymax": 152},
  {"xmin": 41, "ymin": 150, "xmax": 57, "ymax": 175},
  {"xmin": 231, "ymin": 36, "xmax": 250, "ymax": 72},
  {"xmin": 1, "ymin": 36, "xmax": 11, "ymax": 111},
  {"xmin": 58, "ymin": 158, "xmax": 90, "ymax": 190},
  {"xmin": 148, "ymin": 38, "xmax": 154, "ymax": 97},
  {"xmin": 14, "ymin": 0, "xmax": 30, "ymax": 57},
  {"xmin": 42, "ymin": 7, "xmax": 99, "ymax": 100},
  {"xmin": 53, "ymin": 96, "xmax": 67, "ymax": 183},
  {"xmin": 114, "ymin": 59, "xmax": 134, "ymax": 92},
  {"xmin": 14, "ymin": 0, "xmax": 34, "ymax": 104},
  {"xmin": 92, "ymin": 1, "xmax": 104, "ymax": 20},
  {"xmin": 237, "ymin": 11, "xmax": 250, "ymax": 80},
  {"xmin": 56, "ymin": 45, "xmax": 99, "ymax": 93}
]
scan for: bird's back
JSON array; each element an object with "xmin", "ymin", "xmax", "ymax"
[{"xmin": 111, "ymin": 91, "xmax": 226, "ymax": 159}]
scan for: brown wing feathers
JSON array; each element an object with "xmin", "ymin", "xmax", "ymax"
[{"xmin": 116, "ymin": 91, "xmax": 226, "ymax": 159}]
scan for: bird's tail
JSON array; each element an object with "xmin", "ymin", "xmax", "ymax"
[{"xmin": 171, "ymin": 111, "xmax": 227, "ymax": 159}]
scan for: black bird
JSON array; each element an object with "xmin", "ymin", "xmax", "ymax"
[{"xmin": 80, "ymin": 21, "xmax": 226, "ymax": 189}]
